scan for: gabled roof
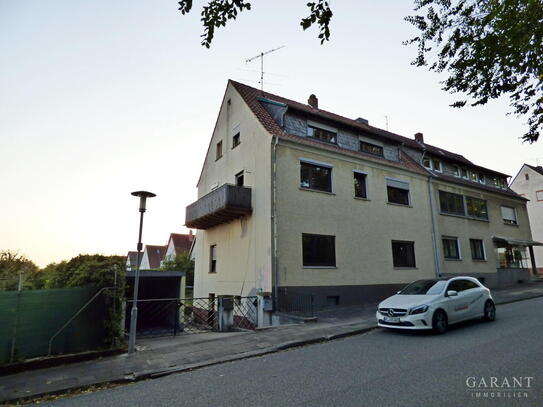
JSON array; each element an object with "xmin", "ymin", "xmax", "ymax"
[
  {"xmin": 144, "ymin": 245, "xmax": 167, "ymax": 269},
  {"xmin": 431, "ymin": 172, "xmax": 525, "ymax": 200},
  {"xmin": 126, "ymin": 251, "xmax": 140, "ymax": 266},
  {"xmin": 230, "ymin": 80, "xmax": 426, "ymax": 176},
  {"xmin": 229, "ymin": 80, "xmax": 509, "ymax": 177},
  {"xmin": 168, "ymin": 233, "xmax": 194, "ymax": 255},
  {"xmin": 526, "ymin": 164, "xmax": 543, "ymax": 176}
]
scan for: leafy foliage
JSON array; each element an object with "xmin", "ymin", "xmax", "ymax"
[
  {"xmin": 177, "ymin": 0, "xmax": 333, "ymax": 47},
  {"xmin": 405, "ymin": 0, "xmax": 543, "ymax": 143},
  {"xmin": 0, "ymin": 250, "xmax": 42, "ymax": 291},
  {"xmin": 160, "ymin": 252, "xmax": 194, "ymax": 286}
]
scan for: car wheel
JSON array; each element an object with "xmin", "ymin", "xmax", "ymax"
[
  {"xmin": 432, "ymin": 310, "xmax": 448, "ymax": 334},
  {"xmin": 483, "ymin": 300, "xmax": 496, "ymax": 321}
]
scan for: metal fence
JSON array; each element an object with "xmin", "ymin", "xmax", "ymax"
[
  {"xmin": 277, "ymin": 288, "xmax": 314, "ymax": 317},
  {"xmin": 233, "ymin": 296, "xmax": 258, "ymax": 330}
]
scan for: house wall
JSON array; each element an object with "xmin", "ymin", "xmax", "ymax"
[
  {"xmin": 511, "ymin": 165, "xmax": 543, "ymax": 269},
  {"xmin": 274, "ymin": 140, "xmax": 436, "ymax": 307},
  {"xmin": 139, "ymin": 250, "xmax": 150, "ymax": 270},
  {"xmin": 165, "ymin": 239, "xmax": 176, "ymax": 262},
  {"xmin": 434, "ymin": 180, "xmax": 533, "ymax": 286},
  {"xmin": 192, "ymin": 84, "xmax": 273, "ymax": 298}
]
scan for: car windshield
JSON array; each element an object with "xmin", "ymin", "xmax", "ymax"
[{"xmin": 399, "ymin": 280, "xmax": 447, "ymax": 295}]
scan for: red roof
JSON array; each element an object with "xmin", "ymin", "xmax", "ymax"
[
  {"xmin": 168, "ymin": 233, "xmax": 194, "ymax": 255},
  {"xmin": 144, "ymin": 245, "xmax": 167, "ymax": 269},
  {"xmin": 229, "ymin": 80, "xmax": 510, "ymax": 178}
]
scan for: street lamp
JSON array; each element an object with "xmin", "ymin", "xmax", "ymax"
[{"xmin": 128, "ymin": 190, "xmax": 156, "ymax": 354}]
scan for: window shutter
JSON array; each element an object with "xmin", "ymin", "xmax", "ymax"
[
  {"xmin": 387, "ymin": 179, "xmax": 410, "ymax": 190},
  {"xmin": 501, "ymin": 206, "xmax": 516, "ymax": 221}
]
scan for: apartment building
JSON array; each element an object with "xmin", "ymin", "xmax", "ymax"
[
  {"xmin": 510, "ymin": 164, "xmax": 543, "ymax": 273},
  {"xmin": 186, "ymin": 80, "xmax": 538, "ymax": 308}
]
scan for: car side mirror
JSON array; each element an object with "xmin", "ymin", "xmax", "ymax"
[{"xmin": 447, "ymin": 290, "xmax": 458, "ymax": 297}]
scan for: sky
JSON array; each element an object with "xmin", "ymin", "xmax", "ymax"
[{"xmin": 1, "ymin": 0, "xmax": 542, "ymax": 267}]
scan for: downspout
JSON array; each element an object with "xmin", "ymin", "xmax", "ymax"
[{"xmin": 271, "ymin": 134, "xmax": 279, "ymax": 309}]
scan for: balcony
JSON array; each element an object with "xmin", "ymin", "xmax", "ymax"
[{"xmin": 185, "ymin": 184, "xmax": 252, "ymax": 229}]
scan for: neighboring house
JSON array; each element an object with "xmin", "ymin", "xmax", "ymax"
[
  {"xmin": 126, "ymin": 251, "xmax": 140, "ymax": 271},
  {"xmin": 140, "ymin": 245, "xmax": 167, "ymax": 270},
  {"xmin": 510, "ymin": 164, "xmax": 543, "ymax": 273},
  {"xmin": 185, "ymin": 80, "xmax": 537, "ymax": 309},
  {"xmin": 162, "ymin": 231, "xmax": 195, "ymax": 264}
]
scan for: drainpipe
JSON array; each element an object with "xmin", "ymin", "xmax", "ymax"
[
  {"xmin": 271, "ymin": 134, "xmax": 279, "ymax": 310},
  {"xmin": 427, "ymin": 176, "xmax": 442, "ymax": 277}
]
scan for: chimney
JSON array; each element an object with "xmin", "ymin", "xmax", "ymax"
[
  {"xmin": 414, "ymin": 132, "xmax": 424, "ymax": 144},
  {"xmin": 356, "ymin": 117, "xmax": 369, "ymax": 125},
  {"xmin": 308, "ymin": 94, "xmax": 318, "ymax": 109}
]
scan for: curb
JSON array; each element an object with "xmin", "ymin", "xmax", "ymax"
[
  {"xmin": 495, "ymin": 293, "xmax": 543, "ymax": 306},
  {"xmin": 1, "ymin": 324, "xmax": 376, "ymax": 405}
]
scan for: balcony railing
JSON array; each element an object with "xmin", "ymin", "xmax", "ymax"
[{"xmin": 185, "ymin": 184, "xmax": 252, "ymax": 229}]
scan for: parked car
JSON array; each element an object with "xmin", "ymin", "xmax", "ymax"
[{"xmin": 376, "ymin": 277, "xmax": 495, "ymax": 334}]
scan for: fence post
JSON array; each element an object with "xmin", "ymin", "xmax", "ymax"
[
  {"xmin": 9, "ymin": 272, "xmax": 24, "ymax": 363},
  {"xmin": 218, "ymin": 295, "xmax": 234, "ymax": 332}
]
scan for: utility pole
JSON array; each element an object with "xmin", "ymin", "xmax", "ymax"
[{"xmin": 245, "ymin": 45, "xmax": 285, "ymax": 92}]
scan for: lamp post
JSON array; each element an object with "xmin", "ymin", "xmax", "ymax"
[{"xmin": 128, "ymin": 190, "xmax": 156, "ymax": 354}]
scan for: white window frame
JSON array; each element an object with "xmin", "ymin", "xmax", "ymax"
[
  {"xmin": 469, "ymin": 238, "xmax": 487, "ymax": 261},
  {"xmin": 452, "ymin": 166, "xmax": 460, "ymax": 177},
  {"xmin": 352, "ymin": 169, "xmax": 369, "ymax": 199},
  {"xmin": 432, "ymin": 159, "xmax": 442, "ymax": 173},
  {"xmin": 442, "ymin": 236, "xmax": 462, "ymax": 260},
  {"xmin": 536, "ymin": 190, "xmax": 543, "ymax": 202},
  {"xmin": 501, "ymin": 206, "xmax": 518, "ymax": 225}
]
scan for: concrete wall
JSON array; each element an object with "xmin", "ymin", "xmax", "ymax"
[
  {"xmin": 193, "ymin": 83, "xmax": 273, "ymax": 298},
  {"xmin": 274, "ymin": 140, "xmax": 437, "ymax": 306},
  {"xmin": 434, "ymin": 180, "xmax": 533, "ymax": 277},
  {"xmin": 511, "ymin": 165, "xmax": 543, "ymax": 269}
]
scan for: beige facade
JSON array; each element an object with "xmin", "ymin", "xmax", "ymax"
[
  {"xmin": 192, "ymin": 84, "xmax": 273, "ymax": 298},
  {"xmin": 188, "ymin": 80, "xmax": 536, "ymax": 308},
  {"xmin": 275, "ymin": 141, "xmax": 436, "ymax": 289},
  {"xmin": 433, "ymin": 180, "xmax": 532, "ymax": 278}
]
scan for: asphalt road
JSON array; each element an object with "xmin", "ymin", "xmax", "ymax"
[{"xmin": 43, "ymin": 297, "xmax": 543, "ymax": 407}]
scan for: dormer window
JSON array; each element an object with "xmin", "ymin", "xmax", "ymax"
[
  {"xmin": 461, "ymin": 168, "xmax": 469, "ymax": 179},
  {"xmin": 423, "ymin": 157, "xmax": 431, "ymax": 169},
  {"xmin": 360, "ymin": 141, "xmax": 384, "ymax": 157},
  {"xmin": 307, "ymin": 125, "xmax": 337, "ymax": 144},
  {"xmin": 471, "ymin": 172, "xmax": 478, "ymax": 182},
  {"xmin": 452, "ymin": 166, "xmax": 460, "ymax": 177},
  {"xmin": 432, "ymin": 159, "xmax": 442, "ymax": 172},
  {"xmin": 478, "ymin": 173, "xmax": 485, "ymax": 184},
  {"xmin": 422, "ymin": 157, "xmax": 441, "ymax": 172}
]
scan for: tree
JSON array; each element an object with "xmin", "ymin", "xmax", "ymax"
[
  {"xmin": 0, "ymin": 250, "xmax": 41, "ymax": 291},
  {"xmin": 177, "ymin": 0, "xmax": 333, "ymax": 48},
  {"xmin": 160, "ymin": 252, "xmax": 195, "ymax": 286},
  {"xmin": 178, "ymin": 0, "xmax": 541, "ymax": 143},
  {"xmin": 405, "ymin": 0, "xmax": 542, "ymax": 143}
]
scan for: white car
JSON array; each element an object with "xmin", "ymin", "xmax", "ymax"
[{"xmin": 376, "ymin": 276, "xmax": 495, "ymax": 333}]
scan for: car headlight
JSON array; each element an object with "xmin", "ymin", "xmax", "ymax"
[{"xmin": 409, "ymin": 305, "xmax": 429, "ymax": 315}]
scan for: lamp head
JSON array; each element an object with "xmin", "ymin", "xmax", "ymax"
[{"xmin": 131, "ymin": 191, "xmax": 156, "ymax": 212}]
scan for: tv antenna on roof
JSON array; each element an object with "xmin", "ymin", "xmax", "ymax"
[{"xmin": 245, "ymin": 45, "xmax": 285, "ymax": 92}]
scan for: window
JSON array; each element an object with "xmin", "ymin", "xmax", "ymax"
[
  {"xmin": 461, "ymin": 168, "xmax": 469, "ymax": 179},
  {"xmin": 453, "ymin": 166, "xmax": 460, "ymax": 177},
  {"xmin": 423, "ymin": 157, "xmax": 431, "ymax": 169},
  {"xmin": 478, "ymin": 173, "xmax": 485, "ymax": 184},
  {"xmin": 302, "ymin": 234, "xmax": 336, "ymax": 267},
  {"xmin": 448, "ymin": 279, "xmax": 478, "ymax": 292},
  {"xmin": 353, "ymin": 172, "xmax": 367, "ymax": 199},
  {"xmin": 307, "ymin": 125, "xmax": 337, "ymax": 144},
  {"xmin": 360, "ymin": 141, "xmax": 383, "ymax": 157},
  {"xmin": 232, "ymin": 132, "xmax": 240, "ymax": 148},
  {"xmin": 235, "ymin": 171, "xmax": 244, "ymax": 187},
  {"xmin": 432, "ymin": 159, "xmax": 442, "ymax": 172},
  {"xmin": 442, "ymin": 237, "xmax": 461, "ymax": 260},
  {"xmin": 209, "ymin": 245, "xmax": 217, "ymax": 273},
  {"xmin": 501, "ymin": 206, "xmax": 517, "ymax": 225},
  {"xmin": 386, "ymin": 179, "xmax": 410, "ymax": 206},
  {"xmin": 525, "ymin": 173, "xmax": 529, "ymax": 181},
  {"xmin": 499, "ymin": 179, "xmax": 508, "ymax": 189},
  {"xmin": 300, "ymin": 162, "xmax": 332, "ymax": 192},
  {"xmin": 470, "ymin": 239, "xmax": 486, "ymax": 260},
  {"xmin": 470, "ymin": 172, "xmax": 477, "ymax": 182},
  {"xmin": 216, "ymin": 141, "xmax": 223, "ymax": 160},
  {"xmin": 492, "ymin": 177, "xmax": 499, "ymax": 187},
  {"xmin": 537, "ymin": 190, "xmax": 543, "ymax": 201},
  {"xmin": 391, "ymin": 241, "xmax": 416, "ymax": 268},
  {"xmin": 466, "ymin": 197, "xmax": 488, "ymax": 220},
  {"xmin": 422, "ymin": 157, "xmax": 441, "ymax": 172},
  {"xmin": 439, "ymin": 191, "xmax": 465, "ymax": 216}
]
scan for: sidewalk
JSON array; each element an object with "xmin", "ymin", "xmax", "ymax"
[{"xmin": 1, "ymin": 281, "xmax": 542, "ymax": 404}]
